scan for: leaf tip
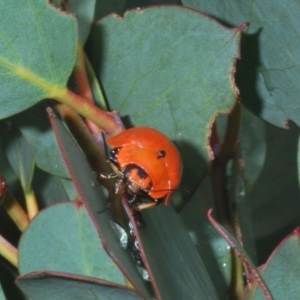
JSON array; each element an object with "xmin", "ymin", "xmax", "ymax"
[
  {"xmin": 74, "ymin": 200, "xmax": 85, "ymax": 210},
  {"xmin": 46, "ymin": 107, "xmax": 56, "ymax": 119},
  {"xmin": 236, "ymin": 22, "xmax": 249, "ymax": 33},
  {"xmin": 293, "ymin": 226, "xmax": 300, "ymax": 237}
]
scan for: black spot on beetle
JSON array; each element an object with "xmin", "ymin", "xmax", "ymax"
[{"xmin": 157, "ymin": 150, "xmax": 166, "ymax": 158}]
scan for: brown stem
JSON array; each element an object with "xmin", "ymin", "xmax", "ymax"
[
  {"xmin": 55, "ymin": 103, "xmax": 108, "ymax": 175},
  {"xmin": 73, "ymin": 45, "xmax": 95, "ymax": 105},
  {"xmin": 73, "ymin": 45, "xmax": 108, "ymax": 148},
  {"xmin": 53, "ymin": 88, "xmax": 124, "ymax": 136}
]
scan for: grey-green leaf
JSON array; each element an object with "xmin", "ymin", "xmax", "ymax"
[
  {"xmin": 87, "ymin": 6, "xmax": 242, "ymax": 203},
  {"xmin": 0, "ymin": 0, "xmax": 77, "ymax": 118},
  {"xmin": 182, "ymin": 0, "xmax": 300, "ymax": 128},
  {"xmin": 2, "ymin": 126, "xmax": 35, "ymax": 193},
  {"xmin": 18, "ymin": 202, "xmax": 126, "ymax": 285},
  {"xmin": 16, "ymin": 271, "xmax": 142, "ymax": 300}
]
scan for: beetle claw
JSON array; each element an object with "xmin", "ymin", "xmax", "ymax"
[{"xmin": 100, "ymin": 172, "xmax": 118, "ymax": 179}]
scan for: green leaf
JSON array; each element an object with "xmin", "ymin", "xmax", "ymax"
[
  {"xmin": 32, "ymin": 168, "xmax": 77, "ymax": 208},
  {"xmin": 86, "ymin": 6, "xmax": 241, "ymax": 202},
  {"xmin": 131, "ymin": 202, "xmax": 220, "ymax": 299},
  {"xmin": 0, "ymin": 284, "xmax": 5, "ymax": 300},
  {"xmin": 207, "ymin": 210, "xmax": 274, "ymax": 300},
  {"xmin": 2, "ymin": 126, "xmax": 35, "ymax": 193},
  {"xmin": 50, "ymin": 109, "xmax": 217, "ymax": 299},
  {"xmin": 10, "ymin": 105, "xmax": 70, "ymax": 178},
  {"xmin": 0, "ymin": 0, "xmax": 77, "ymax": 118},
  {"xmin": 245, "ymin": 227, "xmax": 300, "ymax": 299},
  {"xmin": 16, "ymin": 271, "xmax": 142, "ymax": 300},
  {"xmin": 52, "ymin": 0, "xmax": 96, "ymax": 44},
  {"xmin": 247, "ymin": 122, "xmax": 300, "ymax": 262},
  {"xmin": 49, "ymin": 110, "xmax": 153, "ymax": 299},
  {"xmin": 240, "ymin": 106, "xmax": 266, "ymax": 193},
  {"xmin": 18, "ymin": 202, "xmax": 126, "ymax": 285},
  {"xmin": 0, "ymin": 131, "xmax": 16, "ymax": 183},
  {"xmin": 182, "ymin": 0, "xmax": 300, "ymax": 128},
  {"xmin": 180, "ymin": 177, "xmax": 232, "ymax": 299}
]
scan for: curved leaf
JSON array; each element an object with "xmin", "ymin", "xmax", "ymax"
[
  {"xmin": 10, "ymin": 105, "xmax": 70, "ymax": 178},
  {"xmin": 86, "ymin": 6, "xmax": 242, "ymax": 202},
  {"xmin": 0, "ymin": 0, "xmax": 77, "ymax": 118},
  {"xmin": 240, "ymin": 106, "xmax": 266, "ymax": 193},
  {"xmin": 49, "ymin": 110, "xmax": 152, "ymax": 299},
  {"xmin": 124, "ymin": 199, "xmax": 220, "ymax": 300},
  {"xmin": 248, "ymin": 122, "xmax": 300, "ymax": 256},
  {"xmin": 180, "ymin": 177, "xmax": 231, "ymax": 299},
  {"xmin": 0, "ymin": 284, "xmax": 5, "ymax": 300},
  {"xmin": 16, "ymin": 271, "xmax": 141, "ymax": 300},
  {"xmin": 18, "ymin": 202, "xmax": 126, "ymax": 285},
  {"xmin": 52, "ymin": 0, "xmax": 96, "ymax": 44},
  {"xmin": 182, "ymin": 0, "xmax": 300, "ymax": 128},
  {"xmin": 2, "ymin": 126, "xmax": 35, "ymax": 193},
  {"xmin": 32, "ymin": 168, "xmax": 77, "ymax": 208},
  {"xmin": 245, "ymin": 227, "xmax": 300, "ymax": 299},
  {"xmin": 207, "ymin": 210, "xmax": 274, "ymax": 300}
]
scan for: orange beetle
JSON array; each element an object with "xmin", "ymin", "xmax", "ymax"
[{"xmin": 103, "ymin": 127, "xmax": 182, "ymax": 213}]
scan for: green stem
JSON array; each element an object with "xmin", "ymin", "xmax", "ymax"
[
  {"xmin": 84, "ymin": 53, "xmax": 108, "ymax": 110},
  {"xmin": 0, "ymin": 235, "xmax": 18, "ymax": 267},
  {"xmin": 52, "ymin": 87, "xmax": 124, "ymax": 136},
  {"xmin": 2, "ymin": 193, "xmax": 29, "ymax": 232},
  {"xmin": 25, "ymin": 190, "xmax": 39, "ymax": 220}
]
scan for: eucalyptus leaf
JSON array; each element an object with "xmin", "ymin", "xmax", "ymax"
[
  {"xmin": 32, "ymin": 168, "xmax": 77, "ymax": 208},
  {"xmin": 180, "ymin": 177, "xmax": 231, "ymax": 299},
  {"xmin": 0, "ymin": 284, "xmax": 5, "ymax": 300},
  {"xmin": 0, "ymin": 0, "xmax": 77, "ymax": 118},
  {"xmin": 245, "ymin": 228, "xmax": 300, "ymax": 299},
  {"xmin": 240, "ymin": 106, "xmax": 266, "ymax": 193},
  {"xmin": 87, "ymin": 6, "xmax": 242, "ymax": 203},
  {"xmin": 248, "ymin": 122, "xmax": 300, "ymax": 262},
  {"xmin": 16, "ymin": 271, "xmax": 141, "ymax": 300},
  {"xmin": 52, "ymin": 0, "xmax": 96, "ymax": 44},
  {"xmin": 11, "ymin": 105, "xmax": 70, "ymax": 178},
  {"xmin": 134, "ymin": 203, "xmax": 220, "ymax": 300},
  {"xmin": 182, "ymin": 0, "xmax": 300, "ymax": 128},
  {"xmin": 2, "ymin": 126, "xmax": 35, "ymax": 193},
  {"xmin": 49, "ymin": 110, "xmax": 152, "ymax": 299},
  {"xmin": 208, "ymin": 210, "xmax": 274, "ymax": 300},
  {"xmin": 19, "ymin": 202, "xmax": 126, "ymax": 285}
]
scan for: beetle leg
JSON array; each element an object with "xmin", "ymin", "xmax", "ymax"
[
  {"xmin": 100, "ymin": 172, "xmax": 118, "ymax": 179},
  {"xmin": 109, "ymin": 148, "xmax": 121, "ymax": 165},
  {"xmin": 134, "ymin": 200, "xmax": 158, "ymax": 211},
  {"xmin": 128, "ymin": 194, "xmax": 138, "ymax": 207},
  {"xmin": 113, "ymin": 177, "xmax": 124, "ymax": 194}
]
